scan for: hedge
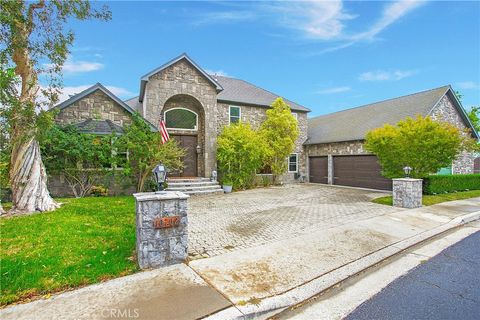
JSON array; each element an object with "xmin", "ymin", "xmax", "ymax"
[{"xmin": 423, "ymin": 174, "xmax": 480, "ymax": 194}]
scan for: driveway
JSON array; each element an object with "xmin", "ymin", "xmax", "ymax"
[{"xmin": 188, "ymin": 184, "xmax": 402, "ymax": 258}]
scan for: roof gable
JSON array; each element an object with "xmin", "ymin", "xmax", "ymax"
[
  {"xmin": 139, "ymin": 53, "xmax": 223, "ymax": 102},
  {"xmin": 55, "ymin": 83, "xmax": 136, "ymax": 115},
  {"xmin": 429, "ymin": 87, "xmax": 479, "ymax": 139}
]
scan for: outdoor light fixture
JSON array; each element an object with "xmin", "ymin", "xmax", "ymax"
[
  {"xmin": 196, "ymin": 145, "xmax": 201, "ymax": 154},
  {"xmin": 403, "ymin": 166, "xmax": 412, "ymax": 178},
  {"xmin": 211, "ymin": 170, "xmax": 217, "ymax": 182},
  {"xmin": 152, "ymin": 164, "xmax": 167, "ymax": 192}
]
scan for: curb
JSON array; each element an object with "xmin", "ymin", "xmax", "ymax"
[{"xmin": 204, "ymin": 211, "xmax": 480, "ymax": 320}]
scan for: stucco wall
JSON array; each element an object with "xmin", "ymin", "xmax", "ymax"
[
  {"xmin": 429, "ymin": 94, "xmax": 475, "ymax": 174},
  {"xmin": 55, "ymin": 89, "xmax": 132, "ymax": 126},
  {"xmin": 143, "ymin": 59, "xmax": 218, "ymax": 176}
]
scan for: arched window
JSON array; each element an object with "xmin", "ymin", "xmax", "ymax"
[{"xmin": 164, "ymin": 108, "xmax": 198, "ymax": 130}]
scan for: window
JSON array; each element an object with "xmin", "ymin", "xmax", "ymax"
[
  {"xmin": 165, "ymin": 108, "xmax": 198, "ymax": 130},
  {"xmin": 292, "ymin": 112, "xmax": 298, "ymax": 121},
  {"xmin": 229, "ymin": 106, "xmax": 241, "ymax": 124},
  {"xmin": 288, "ymin": 153, "xmax": 298, "ymax": 173}
]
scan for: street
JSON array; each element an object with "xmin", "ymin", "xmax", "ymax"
[{"xmin": 345, "ymin": 231, "xmax": 480, "ymax": 320}]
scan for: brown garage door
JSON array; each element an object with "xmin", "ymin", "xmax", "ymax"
[
  {"xmin": 333, "ymin": 155, "xmax": 392, "ymax": 190},
  {"xmin": 475, "ymin": 157, "xmax": 480, "ymax": 174},
  {"xmin": 309, "ymin": 156, "xmax": 328, "ymax": 184}
]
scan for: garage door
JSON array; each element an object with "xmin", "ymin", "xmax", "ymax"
[
  {"xmin": 333, "ymin": 155, "xmax": 392, "ymax": 190},
  {"xmin": 475, "ymin": 157, "xmax": 480, "ymax": 174},
  {"xmin": 309, "ymin": 156, "xmax": 328, "ymax": 184}
]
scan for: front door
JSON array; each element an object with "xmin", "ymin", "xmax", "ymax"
[{"xmin": 170, "ymin": 135, "xmax": 198, "ymax": 177}]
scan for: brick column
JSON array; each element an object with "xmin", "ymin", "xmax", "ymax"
[
  {"xmin": 327, "ymin": 154, "xmax": 333, "ymax": 185},
  {"xmin": 392, "ymin": 178, "xmax": 423, "ymax": 208},
  {"xmin": 134, "ymin": 191, "xmax": 189, "ymax": 269}
]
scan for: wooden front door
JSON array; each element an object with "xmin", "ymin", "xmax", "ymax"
[{"xmin": 170, "ymin": 135, "xmax": 198, "ymax": 177}]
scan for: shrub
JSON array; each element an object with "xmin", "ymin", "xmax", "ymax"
[
  {"xmin": 365, "ymin": 116, "xmax": 477, "ymax": 178},
  {"xmin": 90, "ymin": 185, "xmax": 109, "ymax": 197},
  {"xmin": 217, "ymin": 122, "xmax": 266, "ymax": 190},
  {"xmin": 423, "ymin": 174, "xmax": 480, "ymax": 194}
]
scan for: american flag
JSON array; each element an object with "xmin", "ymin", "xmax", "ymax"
[{"xmin": 159, "ymin": 117, "xmax": 170, "ymax": 144}]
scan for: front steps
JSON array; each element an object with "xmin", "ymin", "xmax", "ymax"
[{"xmin": 166, "ymin": 177, "xmax": 224, "ymax": 196}]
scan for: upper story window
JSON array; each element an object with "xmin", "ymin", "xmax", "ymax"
[
  {"xmin": 229, "ymin": 106, "xmax": 241, "ymax": 124},
  {"xmin": 292, "ymin": 112, "xmax": 298, "ymax": 121},
  {"xmin": 288, "ymin": 153, "xmax": 298, "ymax": 173},
  {"xmin": 165, "ymin": 108, "xmax": 198, "ymax": 130}
]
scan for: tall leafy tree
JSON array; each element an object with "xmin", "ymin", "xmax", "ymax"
[
  {"xmin": 116, "ymin": 113, "xmax": 185, "ymax": 192},
  {"xmin": 467, "ymin": 106, "xmax": 479, "ymax": 133},
  {"xmin": 0, "ymin": 1, "xmax": 110, "ymax": 213},
  {"xmin": 365, "ymin": 116, "xmax": 477, "ymax": 178},
  {"xmin": 260, "ymin": 97, "xmax": 299, "ymax": 183}
]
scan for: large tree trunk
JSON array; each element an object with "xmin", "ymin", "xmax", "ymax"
[{"xmin": 9, "ymin": 138, "xmax": 59, "ymax": 213}]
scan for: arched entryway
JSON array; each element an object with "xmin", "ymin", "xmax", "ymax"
[{"xmin": 163, "ymin": 94, "xmax": 205, "ymax": 177}]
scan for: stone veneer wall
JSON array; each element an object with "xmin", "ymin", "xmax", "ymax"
[
  {"xmin": 216, "ymin": 102, "xmax": 308, "ymax": 183},
  {"xmin": 55, "ymin": 89, "xmax": 132, "ymax": 127},
  {"xmin": 306, "ymin": 140, "xmax": 367, "ymax": 157},
  {"xmin": 143, "ymin": 59, "xmax": 218, "ymax": 177},
  {"xmin": 429, "ymin": 94, "xmax": 475, "ymax": 174}
]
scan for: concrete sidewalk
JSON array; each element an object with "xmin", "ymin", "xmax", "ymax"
[{"xmin": 1, "ymin": 198, "xmax": 479, "ymax": 320}]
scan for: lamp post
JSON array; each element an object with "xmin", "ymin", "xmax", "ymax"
[
  {"xmin": 403, "ymin": 166, "xmax": 412, "ymax": 178},
  {"xmin": 152, "ymin": 164, "xmax": 167, "ymax": 192}
]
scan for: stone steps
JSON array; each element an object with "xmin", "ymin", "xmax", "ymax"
[{"xmin": 166, "ymin": 178, "xmax": 223, "ymax": 196}]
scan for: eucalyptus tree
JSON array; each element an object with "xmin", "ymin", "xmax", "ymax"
[{"xmin": 0, "ymin": 0, "xmax": 110, "ymax": 213}]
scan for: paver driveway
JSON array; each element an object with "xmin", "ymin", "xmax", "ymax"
[{"xmin": 187, "ymin": 184, "xmax": 402, "ymax": 258}]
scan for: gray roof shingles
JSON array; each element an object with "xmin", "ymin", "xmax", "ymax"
[
  {"xmin": 306, "ymin": 86, "xmax": 454, "ymax": 145},
  {"xmin": 212, "ymin": 75, "xmax": 310, "ymax": 112},
  {"xmin": 74, "ymin": 118, "xmax": 124, "ymax": 135}
]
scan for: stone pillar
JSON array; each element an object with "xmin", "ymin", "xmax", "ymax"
[
  {"xmin": 392, "ymin": 178, "xmax": 423, "ymax": 208},
  {"xmin": 327, "ymin": 154, "xmax": 333, "ymax": 185},
  {"xmin": 134, "ymin": 191, "xmax": 189, "ymax": 269}
]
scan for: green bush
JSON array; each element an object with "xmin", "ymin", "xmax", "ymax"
[
  {"xmin": 90, "ymin": 185, "xmax": 109, "ymax": 197},
  {"xmin": 423, "ymin": 174, "xmax": 480, "ymax": 194}
]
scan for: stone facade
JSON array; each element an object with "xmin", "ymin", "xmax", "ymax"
[
  {"xmin": 56, "ymin": 90, "xmax": 132, "ymax": 127},
  {"xmin": 392, "ymin": 178, "xmax": 423, "ymax": 208},
  {"xmin": 143, "ymin": 59, "xmax": 218, "ymax": 177},
  {"xmin": 429, "ymin": 94, "xmax": 475, "ymax": 174},
  {"xmin": 216, "ymin": 103, "xmax": 308, "ymax": 182},
  {"xmin": 134, "ymin": 191, "xmax": 189, "ymax": 269}
]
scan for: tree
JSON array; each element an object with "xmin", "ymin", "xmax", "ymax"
[
  {"xmin": 41, "ymin": 124, "xmax": 113, "ymax": 197},
  {"xmin": 0, "ymin": 1, "xmax": 110, "ymax": 213},
  {"xmin": 365, "ymin": 116, "xmax": 477, "ymax": 178},
  {"xmin": 467, "ymin": 106, "xmax": 480, "ymax": 133},
  {"xmin": 260, "ymin": 97, "xmax": 299, "ymax": 183},
  {"xmin": 217, "ymin": 122, "xmax": 266, "ymax": 189},
  {"xmin": 117, "ymin": 113, "xmax": 184, "ymax": 192}
]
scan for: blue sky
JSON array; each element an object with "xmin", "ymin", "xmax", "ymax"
[{"xmin": 61, "ymin": 0, "xmax": 480, "ymax": 117}]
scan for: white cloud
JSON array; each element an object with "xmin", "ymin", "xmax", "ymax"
[
  {"xmin": 456, "ymin": 81, "xmax": 478, "ymax": 90},
  {"xmin": 44, "ymin": 59, "xmax": 104, "ymax": 74},
  {"xmin": 316, "ymin": 86, "xmax": 351, "ymax": 94},
  {"xmin": 58, "ymin": 85, "xmax": 134, "ymax": 103},
  {"xmin": 350, "ymin": 0, "xmax": 425, "ymax": 42},
  {"xmin": 268, "ymin": 0, "xmax": 355, "ymax": 40},
  {"xmin": 359, "ymin": 69, "xmax": 417, "ymax": 81},
  {"xmin": 62, "ymin": 60, "xmax": 103, "ymax": 73},
  {"xmin": 192, "ymin": 11, "xmax": 256, "ymax": 26},
  {"xmin": 205, "ymin": 69, "xmax": 229, "ymax": 77}
]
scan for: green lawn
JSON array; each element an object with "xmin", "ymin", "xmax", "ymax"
[
  {"xmin": 0, "ymin": 196, "xmax": 138, "ymax": 306},
  {"xmin": 372, "ymin": 190, "xmax": 480, "ymax": 206}
]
